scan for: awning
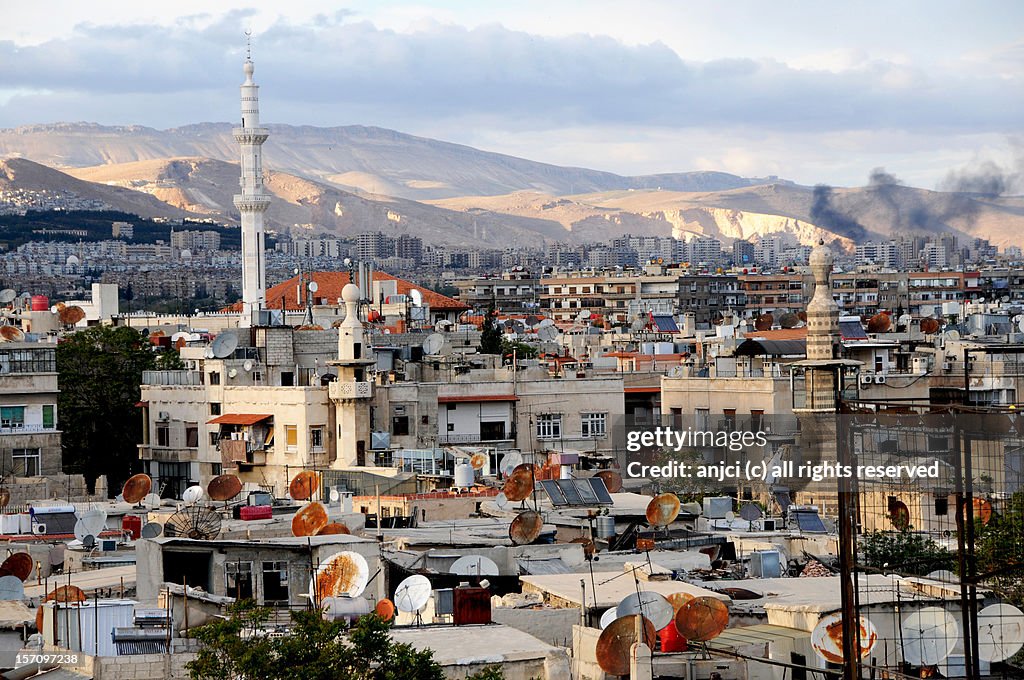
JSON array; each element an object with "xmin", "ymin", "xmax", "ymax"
[
  {"xmin": 134, "ymin": 401, "xmax": 149, "ymax": 408},
  {"xmin": 438, "ymin": 395, "xmax": 518, "ymax": 403},
  {"xmin": 207, "ymin": 413, "xmax": 273, "ymax": 425},
  {"xmin": 735, "ymin": 338, "xmax": 806, "ymax": 357},
  {"xmin": 652, "ymin": 315, "xmax": 679, "ymax": 332},
  {"xmin": 625, "ymin": 386, "xmax": 661, "ymax": 394}
]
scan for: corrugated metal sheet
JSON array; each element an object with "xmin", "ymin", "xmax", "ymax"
[{"xmin": 517, "ymin": 558, "xmax": 572, "ymax": 576}]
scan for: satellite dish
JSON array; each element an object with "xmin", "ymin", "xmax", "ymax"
[
  {"xmin": 594, "ymin": 470, "xmax": 623, "ymax": 494},
  {"xmin": 311, "ymin": 551, "xmax": 369, "ymax": 600},
  {"xmin": 739, "ymin": 504, "xmax": 763, "ymax": 521},
  {"xmin": 0, "ymin": 326, "xmax": 25, "ymax": 342},
  {"xmin": 329, "ymin": 488, "xmax": 341, "ymax": 504},
  {"xmin": 0, "ymin": 553, "xmax": 33, "ymax": 581},
  {"xmin": 140, "ymin": 522, "xmax": 163, "ymax": 539},
  {"xmin": 308, "ymin": 281, "xmax": 319, "ymax": 293},
  {"xmin": 977, "ymin": 297, "xmax": 986, "ymax": 303},
  {"xmin": 494, "ymin": 492, "xmax": 509, "ymax": 509},
  {"xmin": 977, "ymin": 603, "xmax": 1024, "ymax": 662},
  {"xmin": 243, "ymin": 359, "xmax": 254, "ymax": 372},
  {"xmin": 538, "ymin": 325, "xmax": 559, "ymax": 342},
  {"xmin": 0, "ymin": 575, "xmax": 25, "ymax": 600},
  {"xmin": 81, "ymin": 535, "xmax": 96, "ymax": 550},
  {"xmin": 945, "ymin": 329, "xmax": 961, "ymax": 341},
  {"xmin": 394, "ymin": 575, "xmax": 432, "ymax": 613},
  {"xmin": 290, "ymin": 471, "xmax": 320, "ymax": 501},
  {"xmin": 450, "ymin": 554, "xmax": 500, "ymax": 576},
  {"xmin": 182, "ymin": 485, "xmax": 205, "ymax": 505},
  {"xmin": 208, "ymin": 474, "xmax": 243, "ymax": 502},
  {"xmin": 292, "ymin": 502, "xmax": 329, "ymax": 537},
  {"xmin": 204, "ymin": 347, "xmax": 215, "ymax": 359},
  {"xmin": 509, "ymin": 510, "xmax": 543, "ymax": 545},
  {"xmin": 498, "ymin": 451, "xmax": 523, "ymax": 477},
  {"xmin": 920, "ymin": 318, "xmax": 941, "ymax": 334},
  {"xmin": 422, "ymin": 333, "xmax": 445, "ymax": 355},
  {"xmin": 502, "ymin": 464, "xmax": 536, "ymax": 502},
  {"xmin": 898, "ymin": 314, "xmax": 913, "ymax": 327},
  {"xmin": 616, "ymin": 591, "xmax": 674, "ymax": 631},
  {"xmin": 667, "ymin": 592, "xmax": 694, "ymax": 615},
  {"xmin": 926, "ymin": 569, "xmax": 957, "ymax": 583},
  {"xmin": 779, "ymin": 313, "xmax": 800, "ymax": 329},
  {"xmin": 316, "ymin": 522, "xmax": 351, "ymax": 535},
  {"xmin": 599, "ymin": 607, "xmax": 619, "ymax": 629},
  {"xmin": 867, "ymin": 313, "xmax": 892, "ymax": 333},
  {"xmin": 724, "ymin": 511, "xmax": 736, "ymax": 522},
  {"xmin": 58, "ymin": 305, "xmax": 85, "ymax": 326},
  {"xmin": 375, "ymin": 599, "xmax": 396, "ymax": 621},
  {"xmin": 122, "ymin": 474, "xmax": 153, "ymax": 505},
  {"xmin": 228, "ymin": 368, "xmax": 238, "ymax": 379},
  {"xmin": 1019, "ymin": 318, "xmax": 1024, "ymax": 334},
  {"xmin": 596, "ymin": 615, "xmax": 657, "ymax": 676},
  {"xmin": 645, "ymin": 492, "xmax": 681, "ymax": 527},
  {"xmin": 754, "ymin": 314, "xmax": 774, "ymax": 331},
  {"xmin": 901, "ymin": 607, "xmax": 959, "ymax": 666},
  {"xmin": 0, "ymin": 289, "xmax": 15, "ymax": 304},
  {"xmin": 889, "ymin": 500, "xmax": 911, "ymax": 530},
  {"xmin": 811, "ymin": 611, "xmax": 878, "ymax": 663},
  {"xmin": 79, "ymin": 508, "xmax": 107, "ymax": 536},
  {"xmin": 675, "ymin": 596, "xmax": 729, "ymax": 641},
  {"xmin": 163, "ymin": 506, "xmax": 222, "ymax": 540},
  {"xmin": 211, "ymin": 333, "xmax": 238, "ymax": 359},
  {"xmin": 143, "ymin": 493, "xmax": 162, "ymax": 510},
  {"xmin": 469, "ymin": 453, "xmax": 487, "ymax": 470},
  {"xmin": 410, "ymin": 289, "xmax": 422, "ymax": 306},
  {"xmin": 539, "ymin": 319, "xmax": 555, "ymax": 328},
  {"xmin": 630, "ymin": 318, "xmax": 645, "ymax": 333}
]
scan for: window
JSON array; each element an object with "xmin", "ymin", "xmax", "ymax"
[
  {"xmin": 42, "ymin": 405, "xmax": 56, "ymax": 429},
  {"xmin": 156, "ymin": 424, "xmax": 170, "ymax": 447},
  {"xmin": 310, "ymin": 426, "xmax": 324, "ymax": 451},
  {"xmin": 0, "ymin": 406, "xmax": 25, "ymax": 429},
  {"xmin": 536, "ymin": 414, "xmax": 562, "ymax": 439},
  {"xmin": 262, "ymin": 561, "xmax": 289, "ymax": 604},
  {"xmin": 210, "ymin": 403, "xmax": 221, "ymax": 416},
  {"xmin": 209, "ymin": 371, "xmax": 221, "ymax": 385},
  {"xmin": 695, "ymin": 408, "xmax": 710, "ymax": 431},
  {"xmin": 12, "ymin": 448, "xmax": 40, "ymax": 476},
  {"xmin": 392, "ymin": 416, "xmax": 410, "ymax": 436},
  {"xmin": 209, "ymin": 432, "xmax": 220, "ymax": 446},
  {"xmin": 581, "ymin": 412, "xmax": 607, "ymax": 438},
  {"xmin": 285, "ymin": 425, "xmax": 298, "ymax": 452},
  {"xmin": 225, "ymin": 561, "xmax": 253, "ymax": 599},
  {"xmin": 185, "ymin": 423, "xmax": 199, "ymax": 448},
  {"xmin": 480, "ymin": 422, "xmax": 506, "ymax": 441}
]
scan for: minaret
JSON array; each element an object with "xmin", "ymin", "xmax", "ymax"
[
  {"xmin": 329, "ymin": 283, "xmax": 374, "ymax": 467},
  {"xmin": 233, "ymin": 42, "xmax": 270, "ymax": 327},
  {"xmin": 805, "ymin": 240, "xmax": 840, "ymax": 362}
]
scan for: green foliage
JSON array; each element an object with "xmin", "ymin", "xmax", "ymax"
[
  {"xmin": 501, "ymin": 339, "xmax": 538, "ymax": 359},
  {"xmin": 464, "ymin": 666, "xmax": 507, "ymax": 680},
  {"xmin": 56, "ymin": 325, "xmax": 180, "ymax": 490},
  {"xmin": 858, "ymin": 529, "xmax": 956, "ymax": 576},
  {"xmin": 976, "ymin": 491, "xmax": 1024, "ymax": 604},
  {"xmin": 478, "ymin": 307, "xmax": 503, "ymax": 355},
  {"xmin": 187, "ymin": 605, "xmax": 449, "ymax": 680}
]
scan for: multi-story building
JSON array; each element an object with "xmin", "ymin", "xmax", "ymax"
[
  {"xmin": 171, "ymin": 230, "xmax": 222, "ymax": 252},
  {"xmin": 738, "ymin": 272, "xmax": 805, "ymax": 317},
  {"xmin": 0, "ymin": 342, "xmax": 62, "ymax": 478},
  {"xmin": 452, "ymin": 269, "xmax": 540, "ymax": 314}
]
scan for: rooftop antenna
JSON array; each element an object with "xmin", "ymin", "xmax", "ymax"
[{"xmin": 245, "ymin": 30, "xmax": 252, "ymax": 61}]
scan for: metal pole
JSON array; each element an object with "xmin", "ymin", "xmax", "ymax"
[
  {"xmin": 952, "ymin": 414, "xmax": 975, "ymax": 680},
  {"xmin": 836, "ymin": 379, "xmax": 859, "ymax": 680}
]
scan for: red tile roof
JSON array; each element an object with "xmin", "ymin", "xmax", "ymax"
[
  {"xmin": 224, "ymin": 271, "xmax": 468, "ymax": 313},
  {"xmin": 207, "ymin": 413, "xmax": 273, "ymax": 425}
]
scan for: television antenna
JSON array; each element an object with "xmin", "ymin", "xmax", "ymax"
[
  {"xmin": 182, "ymin": 485, "xmax": 205, "ymax": 505},
  {"xmin": 675, "ymin": 596, "xmax": 729, "ymax": 642},
  {"xmin": 599, "ymin": 607, "xmax": 619, "ymax": 629},
  {"xmin": 122, "ymin": 474, "xmax": 153, "ymax": 505},
  {"xmin": 645, "ymin": 492, "xmax": 681, "ymax": 527}
]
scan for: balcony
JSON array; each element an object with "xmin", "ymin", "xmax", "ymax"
[
  {"xmin": 139, "ymin": 445, "xmax": 198, "ymax": 463},
  {"xmin": 0, "ymin": 424, "xmax": 58, "ymax": 435},
  {"xmin": 329, "ymin": 381, "xmax": 373, "ymax": 400}
]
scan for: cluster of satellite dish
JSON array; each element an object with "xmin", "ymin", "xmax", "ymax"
[
  {"xmin": 118, "ymin": 471, "xmax": 250, "ymax": 542},
  {"xmin": 288, "ymin": 471, "xmax": 350, "ymax": 538},
  {"xmin": 0, "ymin": 551, "xmax": 35, "ymax": 602},
  {"xmin": 595, "ymin": 589, "xmax": 729, "ymax": 675},
  {"xmin": 0, "ymin": 290, "xmax": 26, "ymax": 342}
]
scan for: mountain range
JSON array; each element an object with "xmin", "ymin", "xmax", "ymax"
[{"xmin": 1, "ymin": 122, "xmax": 1022, "ymax": 250}]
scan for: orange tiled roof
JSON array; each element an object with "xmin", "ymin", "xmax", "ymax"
[{"xmin": 224, "ymin": 271, "xmax": 468, "ymax": 313}]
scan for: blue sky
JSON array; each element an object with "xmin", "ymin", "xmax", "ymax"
[{"xmin": 1, "ymin": 1, "xmax": 1021, "ymax": 189}]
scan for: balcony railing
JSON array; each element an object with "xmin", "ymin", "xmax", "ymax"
[
  {"xmin": 0, "ymin": 424, "xmax": 58, "ymax": 435},
  {"xmin": 329, "ymin": 381, "xmax": 373, "ymax": 400}
]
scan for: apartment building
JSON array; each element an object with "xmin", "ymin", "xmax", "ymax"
[{"xmin": 0, "ymin": 342, "xmax": 62, "ymax": 478}]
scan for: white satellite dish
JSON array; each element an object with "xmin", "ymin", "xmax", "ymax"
[
  {"xmin": 211, "ymin": 333, "xmax": 238, "ymax": 359},
  {"xmin": 73, "ymin": 520, "xmax": 89, "ymax": 542},
  {"xmin": 450, "ymin": 554, "xmax": 500, "ymax": 576},
  {"xmin": 925, "ymin": 569, "xmax": 957, "ymax": 583},
  {"xmin": 901, "ymin": 607, "xmax": 959, "ymax": 666},
  {"xmin": 143, "ymin": 493, "xmax": 162, "ymax": 510},
  {"xmin": 228, "ymin": 368, "xmax": 238, "ymax": 379},
  {"xmin": 499, "ymin": 451, "xmax": 523, "ymax": 477},
  {"xmin": 170, "ymin": 331, "xmax": 189, "ymax": 344},
  {"xmin": 899, "ymin": 314, "xmax": 913, "ymax": 327},
  {"xmin": 616, "ymin": 591, "xmax": 673, "ymax": 631},
  {"xmin": 539, "ymin": 319, "xmax": 555, "ymax": 328},
  {"xmin": 812, "ymin": 611, "xmax": 878, "ymax": 662},
  {"xmin": 945, "ymin": 329, "xmax": 961, "ymax": 341},
  {"xmin": 204, "ymin": 347, "xmax": 215, "ymax": 359},
  {"xmin": 394, "ymin": 574, "xmax": 432, "ymax": 613},
  {"xmin": 243, "ymin": 359, "xmax": 254, "ymax": 372},
  {"xmin": 79, "ymin": 508, "xmax": 107, "ymax": 536},
  {"xmin": 977, "ymin": 603, "xmax": 1024, "ymax": 662},
  {"xmin": 977, "ymin": 297, "xmax": 986, "ymax": 303},
  {"xmin": 410, "ymin": 289, "xmax": 422, "ymax": 307},
  {"xmin": 630, "ymin": 318, "xmax": 645, "ymax": 333},
  {"xmin": 0, "ymin": 575, "xmax": 24, "ymax": 600},
  {"xmin": 329, "ymin": 488, "xmax": 341, "ymax": 503},
  {"xmin": 538, "ymin": 325, "xmax": 559, "ymax": 342},
  {"xmin": 1018, "ymin": 318, "xmax": 1024, "ymax": 334},
  {"xmin": 182, "ymin": 485, "xmax": 205, "ymax": 505},
  {"xmin": 599, "ymin": 607, "xmax": 619, "ymax": 630},
  {"xmin": 576, "ymin": 310, "xmax": 590, "ymax": 323},
  {"xmin": 308, "ymin": 281, "xmax": 319, "ymax": 293},
  {"xmin": 0, "ymin": 289, "xmax": 15, "ymax": 304},
  {"xmin": 422, "ymin": 333, "xmax": 445, "ymax": 355}
]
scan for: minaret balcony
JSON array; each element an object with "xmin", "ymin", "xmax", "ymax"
[
  {"xmin": 232, "ymin": 127, "xmax": 270, "ymax": 144},
  {"xmin": 329, "ymin": 380, "xmax": 373, "ymax": 401},
  {"xmin": 233, "ymin": 194, "xmax": 272, "ymax": 211}
]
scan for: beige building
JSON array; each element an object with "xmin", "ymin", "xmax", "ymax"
[{"xmin": 0, "ymin": 341, "xmax": 62, "ymax": 478}]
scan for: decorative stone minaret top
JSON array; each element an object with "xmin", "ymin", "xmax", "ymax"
[
  {"xmin": 337, "ymin": 283, "xmax": 366, "ymax": 362},
  {"xmin": 805, "ymin": 239, "xmax": 840, "ymax": 360}
]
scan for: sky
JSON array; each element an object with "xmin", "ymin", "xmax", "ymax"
[{"xmin": 1, "ymin": 1, "xmax": 1022, "ymax": 189}]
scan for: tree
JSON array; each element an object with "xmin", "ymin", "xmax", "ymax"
[
  {"xmin": 187, "ymin": 603, "xmax": 500, "ymax": 680},
  {"xmin": 479, "ymin": 307, "xmax": 503, "ymax": 355},
  {"xmin": 501, "ymin": 339, "xmax": 538, "ymax": 360},
  {"xmin": 858, "ymin": 529, "xmax": 956, "ymax": 576},
  {"xmin": 975, "ymin": 491, "xmax": 1024, "ymax": 604},
  {"xmin": 56, "ymin": 325, "xmax": 182, "ymax": 491}
]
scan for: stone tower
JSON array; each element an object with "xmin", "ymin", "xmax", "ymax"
[{"xmin": 329, "ymin": 283, "xmax": 374, "ymax": 467}]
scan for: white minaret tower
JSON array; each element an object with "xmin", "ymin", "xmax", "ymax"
[{"xmin": 233, "ymin": 38, "xmax": 270, "ymax": 327}]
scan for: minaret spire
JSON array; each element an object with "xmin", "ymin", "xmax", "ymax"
[{"xmin": 233, "ymin": 35, "xmax": 270, "ymax": 327}]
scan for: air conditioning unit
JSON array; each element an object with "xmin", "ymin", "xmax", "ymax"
[
  {"xmin": 860, "ymin": 375, "xmax": 873, "ymax": 385},
  {"xmin": 759, "ymin": 519, "xmax": 777, "ymax": 531},
  {"xmin": 703, "ymin": 496, "xmax": 732, "ymax": 519},
  {"xmin": 157, "ymin": 411, "xmax": 170, "ymax": 420},
  {"xmin": 874, "ymin": 375, "xmax": 886, "ymax": 384},
  {"xmin": 32, "ymin": 524, "xmax": 46, "ymax": 535}
]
